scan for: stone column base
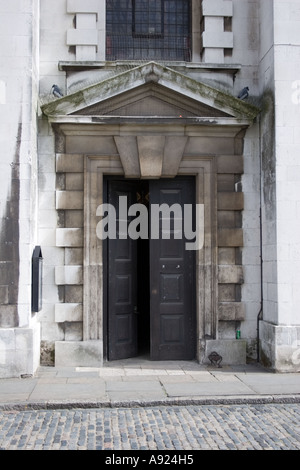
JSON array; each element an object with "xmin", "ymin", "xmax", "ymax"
[
  {"xmin": 259, "ymin": 321, "xmax": 300, "ymax": 372},
  {"xmin": 201, "ymin": 339, "xmax": 247, "ymax": 366},
  {"xmin": 55, "ymin": 340, "xmax": 103, "ymax": 367},
  {"xmin": 0, "ymin": 323, "xmax": 40, "ymax": 378}
]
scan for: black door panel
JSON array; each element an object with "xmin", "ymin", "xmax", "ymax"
[
  {"xmin": 149, "ymin": 177, "xmax": 196, "ymax": 360},
  {"xmin": 107, "ymin": 181, "xmax": 138, "ymax": 360}
]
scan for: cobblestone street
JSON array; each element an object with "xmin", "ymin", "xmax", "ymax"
[{"xmin": 0, "ymin": 403, "xmax": 300, "ymax": 451}]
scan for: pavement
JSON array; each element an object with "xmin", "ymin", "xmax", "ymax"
[{"xmin": 0, "ymin": 357, "xmax": 300, "ymax": 410}]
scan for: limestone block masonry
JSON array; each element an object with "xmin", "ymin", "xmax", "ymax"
[
  {"xmin": 0, "ymin": 0, "xmax": 40, "ymax": 378},
  {"xmin": 1, "ymin": 0, "xmax": 299, "ymax": 376},
  {"xmin": 66, "ymin": 0, "xmax": 104, "ymax": 61}
]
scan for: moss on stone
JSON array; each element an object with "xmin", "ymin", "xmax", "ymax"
[{"xmin": 41, "ymin": 61, "xmax": 260, "ymax": 120}]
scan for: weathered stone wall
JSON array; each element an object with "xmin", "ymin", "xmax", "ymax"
[
  {"xmin": 36, "ymin": 0, "xmax": 262, "ymax": 366},
  {"xmin": 0, "ymin": 0, "xmax": 40, "ymax": 377},
  {"xmin": 217, "ymin": 149, "xmax": 245, "ymax": 339},
  {"xmin": 258, "ymin": 0, "xmax": 300, "ymax": 371},
  {"xmin": 3, "ymin": 0, "xmax": 299, "ymax": 374},
  {"xmin": 184, "ymin": 128, "xmax": 261, "ymax": 362}
]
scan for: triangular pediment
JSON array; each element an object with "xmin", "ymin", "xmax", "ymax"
[
  {"xmin": 41, "ymin": 62, "xmax": 260, "ymax": 122},
  {"xmin": 71, "ymin": 82, "xmax": 231, "ymax": 118}
]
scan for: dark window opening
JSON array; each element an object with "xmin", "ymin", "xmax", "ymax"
[{"xmin": 106, "ymin": 0, "xmax": 191, "ymax": 61}]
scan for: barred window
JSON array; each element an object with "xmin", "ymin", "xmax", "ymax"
[{"xmin": 106, "ymin": 0, "xmax": 191, "ymax": 61}]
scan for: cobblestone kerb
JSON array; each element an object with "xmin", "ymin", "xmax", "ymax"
[{"xmin": 1, "ymin": 394, "xmax": 300, "ymax": 412}]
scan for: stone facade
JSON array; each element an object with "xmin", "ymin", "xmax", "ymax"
[
  {"xmin": 0, "ymin": 0, "xmax": 40, "ymax": 377},
  {"xmin": 258, "ymin": 0, "xmax": 300, "ymax": 371},
  {"xmin": 0, "ymin": 0, "xmax": 299, "ymax": 376}
]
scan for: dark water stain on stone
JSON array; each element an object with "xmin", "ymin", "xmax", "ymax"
[{"xmin": 0, "ymin": 117, "xmax": 22, "ymax": 328}]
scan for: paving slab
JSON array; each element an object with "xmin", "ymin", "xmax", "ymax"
[
  {"xmin": 99, "ymin": 368, "xmax": 126, "ymax": 377},
  {"xmin": 161, "ymin": 380, "xmax": 256, "ymax": 397},
  {"xmin": 121, "ymin": 375, "xmax": 161, "ymax": 382},
  {"xmin": 185, "ymin": 371, "xmax": 219, "ymax": 382},
  {"xmin": 28, "ymin": 380, "xmax": 107, "ymax": 403},
  {"xmin": 105, "ymin": 379, "xmax": 167, "ymax": 401},
  {"xmin": 0, "ymin": 379, "xmax": 38, "ymax": 403},
  {"xmin": 0, "ymin": 361, "xmax": 299, "ymax": 409},
  {"xmin": 105, "ymin": 380, "xmax": 163, "ymax": 392},
  {"xmin": 209, "ymin": 373, "xmax": 242, "ymax": 383},
  {"xmin": 236, "ymin": 373, "xmax": 300, "ymax": 395}
]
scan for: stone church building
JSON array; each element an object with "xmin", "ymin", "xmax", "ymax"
[{"xmin": 1, "ymin": 0, "xmax": 300, "ymax": 377}]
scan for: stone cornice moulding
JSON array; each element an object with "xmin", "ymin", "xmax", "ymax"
[{"xmin": 58, "ymin": 61, "xmax": 242, "ymax": 74}]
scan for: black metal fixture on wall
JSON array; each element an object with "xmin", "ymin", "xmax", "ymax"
[{"xmin": 32, "ymin": 246, "xmax": 43, "ymax": 313}]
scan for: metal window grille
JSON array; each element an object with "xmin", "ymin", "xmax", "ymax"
[{"xmin": 106, "ymin": 0, "xmax": 191, "ymax": 61}]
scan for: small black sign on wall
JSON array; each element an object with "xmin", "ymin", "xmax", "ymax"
[{"xmin": 32, "ymin": 246, "xmax": 43, "ymax": 313}]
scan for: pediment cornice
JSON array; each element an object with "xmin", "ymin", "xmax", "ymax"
[{"xmin": 41, "ymin": 62, "xmax": 260, "ymax": 122}]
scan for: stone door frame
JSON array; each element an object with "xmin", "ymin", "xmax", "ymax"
[{"xmin": 83, "ymin": 152, "xmax": 217, "ymax": 362}]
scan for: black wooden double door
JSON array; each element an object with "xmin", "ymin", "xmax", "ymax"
[{"xmin": 106, "ymin": 177, "xmax": 196, "ymax": 361}]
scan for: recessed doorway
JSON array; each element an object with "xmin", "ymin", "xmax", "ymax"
[{"xmin": 104, "ymin": 176, "xmax": 196, "ymax": 361}]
